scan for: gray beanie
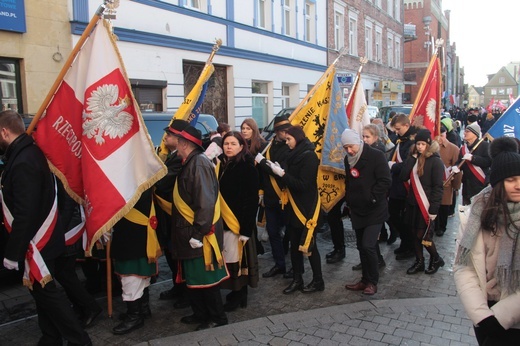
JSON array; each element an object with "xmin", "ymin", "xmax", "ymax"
[
  {"xmin": 341, "ymin": 129, "xmax": 362, "ymax": 146},
  {"xmin": 466, "ymin": 122, "xmax": 481, "ymax": 138}
]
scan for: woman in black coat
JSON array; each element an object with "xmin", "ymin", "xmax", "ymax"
[
  {"xmin": 399, "ymin": 129, "xmax": 445, "ymax": 275},
  {"xmin": 342, "ymin": 129, "xmax": 391, "ymax": 295},
  {"xmin": 217, "ymin": 131, "xmax": 260, "ymax": 311},
  {"xmin": 267, "ymin": 126, "xmax": 323, "ymax": 294}
]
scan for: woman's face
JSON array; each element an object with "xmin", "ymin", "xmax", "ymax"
[
  {"xmin": 223, "ymin": 136, "xmax": 243, "ymax": 158},
  {"xmin": 241, "ymin": 124, "xmax": 253, "ymax": 140},
  {"xmin": 286, "ymin": 134, "xmax": 297, "ymax": 149},
  {"xmin": 504, "ymin": 176, "xmax": 520, "ymax": 202},
  {"xmin": 362, "ymin": 130, "xmax": 377, "ymax": 146},
  {"xmin": 416, "ymin": 141, "xmax": 427, "ymax": 154}
]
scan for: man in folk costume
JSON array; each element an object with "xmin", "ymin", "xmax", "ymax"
[
  {"xmin": 154, "ymin": 119, "xmax": 190, "ymax": 309},
  {"xmin": 387, "ymin": 114, "xmax": 417, "ymax": 260},
  {"xmin": 171, "ymin": 125, "xmax": 229, "ymax": 330},
  {"xmin": 254, "ymin": 114, "xmax": 292, "ymax": 278},
  {"xmin": 112, "ymin": 187, "xmax": 161, "ymax": 335},
  {"xmin": 451, "ymin": 122, "xmax": 491, "ymax": 206},
  {"xmin": 0, "ymin": 110, "xmax": 91, "ymax": 345}
]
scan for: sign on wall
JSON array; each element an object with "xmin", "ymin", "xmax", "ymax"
[{"xmin": 0, "ymin": 0, "xmax": 26, "ymax": 33}]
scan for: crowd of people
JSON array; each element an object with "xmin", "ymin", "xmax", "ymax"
[{"xmin": 1, "ymin": 103, "xmax": 518, "ymax": 345}]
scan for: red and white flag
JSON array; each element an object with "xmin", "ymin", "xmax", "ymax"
[
  {"xmin": 409, "ymin": 55, "xmax": 442, "ymax": 136},
  {"xmin": 346, "ymin": 76, "xmax": 370, "ymax": 136},
  {"xmin": 33, "ymin": 20, "xmax": 166, "ymax": 253}
]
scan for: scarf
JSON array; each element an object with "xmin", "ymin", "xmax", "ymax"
[
  {"xmin": 347, "ymin": 142, "xmax": 364, "ymax": 168},
  {"xmin": 456, "ymin": 187, "xmax": 520, "ymax": 294}
]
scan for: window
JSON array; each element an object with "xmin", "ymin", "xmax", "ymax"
[
  {"xmin": 491, "ymin": 89, "xmax": 497, "ymax": 95},
  {"xmin": 130, "ymin": 79, "xmax": 167, "ymax": 112},
  {"xmin": 283, "ymin": 0, "xmax": 292, "ymax": 36},
  {"xmin": 0, "ymin": 59, "xmax": 22, "ymax": 113},
  {"xmin": 334, "ymin": 11, "xmax": 344, "ymax": 50},
  {"xmin": 395, "ymin": 37, "xmax": 401, "ymax": 68},
  {"xmin": 304, "ymin": 1, "xmax": 316, "ymax": 43},
  {"xmin": 375, "ymin": 0, "xmax": 382, "ymax": 8},
  {"xmin": 499, "ymin": 77, "xmax": 505, "ymax": 84},
  {"xmin": 507, "ymin": 87, "xmax": 513, "ymax": 94},
  {"xmin": 375, "ymin": 28, "xmax": 382, "ymax": 63},
  {"xmin": 252, "ymin": 81, "xmax": 269, "ymax": 128},
  {"xmin": 387, "ymin": 0, "xmax": 393, "ymax": 17},
  {"xmin": 349, "ymin": 15, "xmax": 358, "ymax": 56},
  {"xmin": 498, "ymin": 89, "xmax": 505, "ymax": 95},
  {"xmin": 394, "ymin": 0, "xmax": 400, "ymax": 22},
  {"xmin": 387, "ymin": 35, "xmax": 394, "ymax": 67},
  {"xmin": 281, "ymin": 84, "xmax": 290, "ymax": 109},
  {"xmin": 258, "ymin": 0, "xmax": 266, "ymax": 28},
  {"xmin": 365, "ymin": 23, "xmax": 373, "ymax": 60}
]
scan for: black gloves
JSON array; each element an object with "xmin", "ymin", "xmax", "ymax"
[{"xmin": 477, "ymin": 316, "xmax": 506, "ymax": 337}]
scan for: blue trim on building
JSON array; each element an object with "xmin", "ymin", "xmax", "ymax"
[
  {"xmin": 253, "ymin": 0, "xmax": 258, "ymax": 27},
  {"xmin": 226, "ymin": 0, "xmax": 235, "ymax": 47},
  {"xmin": 72, "ymin": 0, "xmax": 89, "ymax": 22},
  {"xmin": 271, "ymin": 0, "xmax": 275, "ymax": 32}
]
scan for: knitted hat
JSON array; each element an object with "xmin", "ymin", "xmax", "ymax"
[
  {"xmin": 414, "ymin": 129, "xmax": 432, "ymax": 145},
  {"xmin": 489, "ymin": 137, "xmax": 520, "ymax": 187},
  {"xmin": 466, "ymin": 122, "xmax": 481, "ymax": 138},
  {"xmin": 467, "ymin": 114, "xmax": 478, "ymax": 124},
  {"xmin": 341, "ymin": 129, "xmax": 362, "ymax": 146},
  {"xmin": 286, "ymin": 125, "xmax": 306, "ymax": 145},
  {"xmin": 441, "ymin": 118, "xmax": 453, "ymax": 132},
  {"xmin": 273, "ymin": 114, "xmax": 292, "ymax": 131}
]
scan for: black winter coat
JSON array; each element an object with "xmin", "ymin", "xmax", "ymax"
[
  {"xmin": 280, "ymin": 139, "xmax": 319, "ymax": 229},
  {"xmin": 344, "ymin": 143, "xmax": 391, "ymax": 229},
  {"xmin": 257, "ymin": 139, "xmax": 291, "ymax": 207},
  {"xmin": 1, "ymin": 133, "xmax": 65, "ymax": 263},
  {"xmin": 389, "ymin": 128, "xmax": 416, "ymax": 200},
  {"xmin": 458, "ymin": 140, "xmax": 491, "ymax": 200}
]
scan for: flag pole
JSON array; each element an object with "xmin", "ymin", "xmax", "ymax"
[
  {"xmin": 288, "ymin": 47, "xmax": 349, "ymax": 122},
  {"xmin": 26, "ymin": 4, "xmax": 107, "ymax": 135},
  {"xmin": 345, "ymin": 57, "xmax": 368, "ymax": 108}
]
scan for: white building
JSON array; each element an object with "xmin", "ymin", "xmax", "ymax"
[{"xmin": 73, "ymin": 0, "xmax": 328, "ymax": 128}]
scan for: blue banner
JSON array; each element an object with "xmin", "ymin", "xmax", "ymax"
[
  {"xmin": 187, "ymin": 82, "xmax": 208, "ymax": 126},
  {"xmin": 321, "ymin": 73, "xmax": 349, "ymax": 172},
  {"xmin": 0, "ymin": 0, "xmax": 26, "ymax": 33},
  {"xmin": 486, "ymin": 96, "xmax": 520, "ymax": 140}
]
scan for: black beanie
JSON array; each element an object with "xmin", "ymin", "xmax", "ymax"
[
  {"xmin": 414, "ymin": 129, "xmax": 432, "ymax": 145},
  {"xmin": 489, "ymin": 137, "xmax": 520, "ymax": 187},
  {"xmin": 286, "ymin": 125, "xmax": 306, "ymax": 145}
]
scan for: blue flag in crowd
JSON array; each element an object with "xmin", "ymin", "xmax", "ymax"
[
  {"xmin": 187, "ymin": 82, "xmax": 209, "ymax": 126},
  {"xmin": 321, "ymin": 73, "xmax": 349, "ymax": 172},
  {"xmin": 486, "ymin": 96, "xmax": 520, "ymax": 140}
]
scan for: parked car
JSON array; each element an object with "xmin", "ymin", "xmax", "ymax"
[
  {"xmin": 141, "ymin": 112, "xmax": 218, "ymax": 148},
  {"xmin": 367, "ymin": 105, "xmax": 379, "ymax": 119},
  {"xmin": 261, "ymin": 107, "xmax": 295, "ymax": 141},
  {"xmin": 377, "ymin": 104, "xmax": 413, "ymax": 123}
]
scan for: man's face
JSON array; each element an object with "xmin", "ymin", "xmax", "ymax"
[
  {"xmin": 0, "ymin": 128, "xmax": 9, "ymax": 152},
  {"xmin": 176, "ymin": 139, "xmax": 190, "ymax": 159},
  {"xmin": 393, "ymin": 123, "xmax": 409, "ymax": 137},
  {"xmin": 275, "ymin": 129, "xmax": 287, "ymax": 142},
  {"xmin": 163, "ymin": 132, "xmax": 178, "ymax": 151},
  {"xmin": 464, "ymin": 129, "xmax": 477, "ymax": 143},
  {"xmin": 343, "ymin": 144, "xmax": 360, "ymax": 157}
]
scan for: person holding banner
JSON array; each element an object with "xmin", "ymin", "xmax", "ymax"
[
  {"xmin": 452, "ymin": 122, "xmax": 491, "ymax": 206},
  {"xmin": 342, "ymin": 129, "xmax": 391, "ymax": 295},
  {"xmin": 0, "ymin": 110, "xmax": 92, "ymax": 345},
  {"xmin": 266, "ymin": 125, "xmax": 324, "ymax": 294},
  {"xmin": 454, "ymin": 136, "xmax": 520, "ymax": 346},
  {"xmin": 400, "ymin": 129, "xmax": 445, "ymax": 275},
  {"xmin": 217, "ymin": 131, "xmax": 259, "ymax": 311},
  {"xmin": 171, "ymin": 125, "xmax": 229, "ymax": 330}
]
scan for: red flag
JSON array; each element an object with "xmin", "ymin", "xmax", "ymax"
[
  {"xmin": 33, "ymin": 20, "xmax": 166, "ymax": 253},
  {"xmin": 345, "ymin": 76, "xmax": 370, "ymax": 135},
  {"xmin": 409, "ymin": 55, "xmax": 442, "ymax": 136},
  {"xmin": 486, "ymin": 97, "xmax": 495, "ymax": 113}
]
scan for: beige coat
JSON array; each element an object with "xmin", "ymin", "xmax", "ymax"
[{"xmin": 438, "ymin": 138, "xmax": 462, "ymax": 205}]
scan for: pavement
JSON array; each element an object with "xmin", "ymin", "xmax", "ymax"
[{"xmin": 0, "ymin": 211, "xmax": 478, "ymax": 345}]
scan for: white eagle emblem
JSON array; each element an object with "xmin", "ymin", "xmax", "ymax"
[
  {"xmin": 82, "ymin": 84, "xmax": 133, "ymax": 145},
  {"xmin": 426, "ymin": 98, "xmax": 437, "ymax": 123}
]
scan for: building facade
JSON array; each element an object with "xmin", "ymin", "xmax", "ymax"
[
  {"xmin": 328, "ymin": 0, "xmax": 406, "ymax": 108},
  {"xmin": 484, "ymin": 66, "xmax": 518, "ymax": 108},
  {"xmin": 467, "ymin": 85, "xmax": 483, "ymax": 109}
]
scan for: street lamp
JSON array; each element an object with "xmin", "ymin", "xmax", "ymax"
[{"xmin": 423, "ymin": 16, "xmax": 432, "ymax": 58}]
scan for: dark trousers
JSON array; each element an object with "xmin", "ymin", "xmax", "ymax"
[
  {"xmin": 31, "ymin": 258, "xmax": 91, "ymax": 346},
  {"xmin": 448, "ymin": 190, "xmax": 457, "ymax": 215},
  {"xmin": 355, "ymin": 224, "xmax": 382, "ymax": 285},
  {"xmin": 388, "ymin": 198, "xmax": 413, "ymax": 251},
  {"xmin": 474, "ymin": 326, "xmax": 520, "ymax": 346},
  {"xmin": 327, "ymin": 201, "xmax": 345, "ymax": 251},
  {"xmin": 288, "ymin": 225, "xmax": 322, "ymax": 281},
  {"xmin": 188, "ymin": 285, "xmax": 227, "ymax": 325},
  {"xmin": 436, "ymin": 205, "xmax": 450, "ymax": 233},
  {"xmin": 54, "ymin": 254, "xmax": 100, "ymax": 317},
  {"xmin": 265, "ymin": 205, "xmax": 287, "ymax": 270}
]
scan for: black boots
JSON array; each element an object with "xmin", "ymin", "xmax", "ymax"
[
  {"xmin": 283, "ymin": 276, "xmax": 304, "ymax": 294},
  {"xmin": 118, "ymin": 287, "xmax": 151, "ymax": 320},
  {"xmin": 223, "ymin": 286, "xmax": 248, "ymax": 312},
  {"xmin": 425, "ymin": 255, "xmax": 445, "ymax": 274},
  {"xmin": 326, "ymin": 249, "xmax": 345, "ymax": 264},
  {"xmin": 113, "ymin": 299, "xmax": 144, "ymax": 335},
  {"xmin": 302, "ymin": 279, "xmax": 324, "ymax": 293},
  {"xmin": 406, "ymin": 258, "xmax": 425, "ymax": 275}
]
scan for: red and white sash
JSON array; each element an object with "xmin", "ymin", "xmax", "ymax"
[
  {"xmin": 1, "ymin": 182, "xmax": 58, "ymax": 289},
  {"xmin": 462, "ymin": 144, "xmax": 486, "ymax": 184},
  {"xmin": 64, "ymin": 205, "xmax": 86, "ymax": 250},
  {"xmin": 410, "ymin": 160, "xmax": 430, "ymax": 224}
]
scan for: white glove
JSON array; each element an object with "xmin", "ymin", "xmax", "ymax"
[
  {"xmin": 189, "ymin": 238, "xmax": 203, "ymax": 249},
  {"xmin": 102, "ymin": 230, "xmax": 112, "ymax": 243},
  {"xmin": 270, "ymin": 161, "xmax": 285, "ymax": 177},
  {"xmin": 462, "ymin": 153, "xmax": 473, "ymax": 161},
  {"xmin": 258, "ymin": 194, "xmax": 264, "ymax": 206},
  {"xmin": 3, "ymin": 258, "xmax": 19, "ymax": 271},
  {"xmin": 255, "ymin": 153, "xmax": 265, "ymax": 164},
  {"xmin": 451, "ymin": 166, "xmax": 460, "ymax": 174},
  {"xmin": 239, "ymin": 235, "xmax": 250, "ymax": 242},
  {"xmin": 429, "ymin": 214, "xmax": 437, "ymax": 221},
  {"xmin": 204, "ymin": 142, "xmax": 223, "ymax": 160},
  {"xmin": 388, "ymin": 161, "xmax": 396, "ymax": 169}
]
